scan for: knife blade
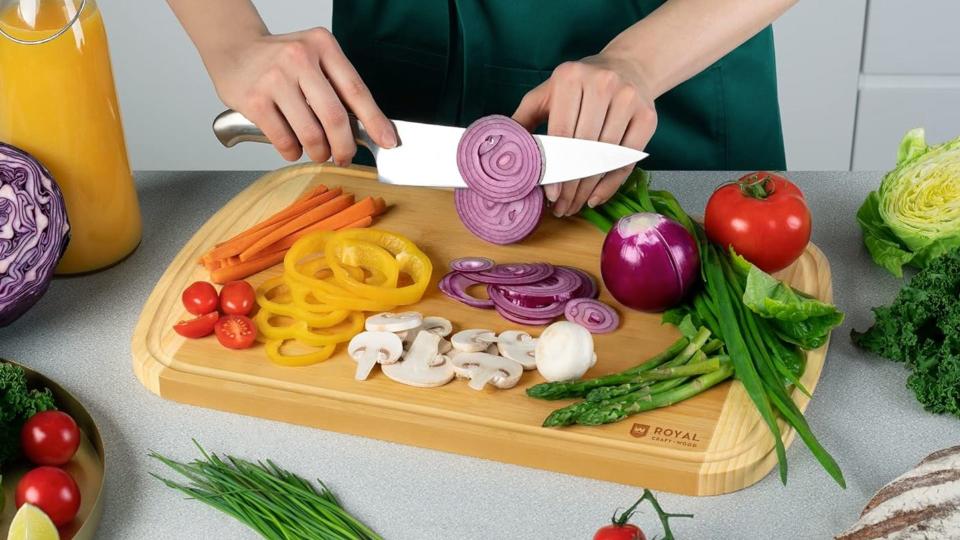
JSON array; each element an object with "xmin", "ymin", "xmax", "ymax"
[{"xmin": 213, "ymin": 110, "xmax": 647, "ymax": 188}]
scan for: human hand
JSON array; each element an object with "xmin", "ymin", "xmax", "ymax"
[
  {"xmin": 512, "ymin": 52, "xmax": 657, "ymax": 216},
  {"xmin": 206, "ymin": 27, "xmax": 397, "ymax": 164}
]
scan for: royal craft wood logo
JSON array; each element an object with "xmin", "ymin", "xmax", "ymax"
[{"xmin": 630, "ymin": 423, "xmax": 702, "ymax": 448}]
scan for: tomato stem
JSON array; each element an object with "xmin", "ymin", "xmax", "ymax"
[
  {"xmin": 737, "ymin": 172, "xmax": 776, "ymax": 200},
  {"xmin": 611, "ymin": 489, "xmax": 694, "ymax": 540}
]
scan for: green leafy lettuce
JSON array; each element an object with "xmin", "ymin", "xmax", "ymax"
[
  {"xmin": 852, "ymin": 249, "xmax": 960, "ymax": 418},
  {"xmin": 731, "ymin": 253, "xmax": 844, "ymax": 350},
  {"xmin": 858, "ymin": 128, "xmax": 960, "ymax": 277}
]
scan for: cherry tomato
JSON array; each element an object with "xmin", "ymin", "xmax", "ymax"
[
  {"xmin": 20, "ymin": 411, "xmax": 81, "ymax": 466},
  {"xmin": 215, "ymin": 315, "xmax": 257, "ymax": 349},
  {"xmin": 173, "ymin": 311, "xmax": 220, "ymax": 338},
  {"xmin": 219, "ymin": 280, "xmax": 255, "ymax": 316},
  {"xmin": 594, "ymin": 524, "xmax": 646, "ymax": 540},
  {"xmin": 704, "ymin": 171, "xmax": 812, "ymax": 273},
  {"xmin": 15, "ymin": 466, "xmax": 81, "ymax": 526},
  {"xmin": 182, "ymin": 281, "xmax": 219, "ymax": 315}
]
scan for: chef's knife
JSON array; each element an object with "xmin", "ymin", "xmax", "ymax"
[{"xmin": 213, "ymin": 109, "xmax": 647, "ymax": 188}]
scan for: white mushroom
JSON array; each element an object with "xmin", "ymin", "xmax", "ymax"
[
  {"xmin": 365, "ymin": 311, "xmax": 423, "ymax": 332},
  {"xmin": 497, "ymin": 330, "xmax": 538, "ymax": 370},
  {"xmin": 347, "ymin": 331, "xmax": 404, "ymax": 381},
  {"xmin": 397, "ymin": 316, "xmax": 453, "ymax": 349},
  {"xmin": 534, "ymin": 321, "xmax": 596, "ymax": 382},
  {"xmin": 420, "ymin": 316, "xmax": 453, "ymax": 337},
  {"xmin": 450, "ymin": 353, "xmax": 523, "ymax": 391},
  {"xmin": 451, "ymin": 329, "xmax": 497, "ymax": 353},
  {"xmin": 381, "ymin": 331, "xmax": 454, "ymax": 387}
]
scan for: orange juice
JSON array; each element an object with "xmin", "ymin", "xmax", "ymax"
[{"xmin": 0, "ymin": 0, "xmax": 141, "ymax": 273}]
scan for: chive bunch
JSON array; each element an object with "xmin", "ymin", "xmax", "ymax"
[{"xmin": 150, "ymin": 442, "xmax": 381, "ymax": 540}]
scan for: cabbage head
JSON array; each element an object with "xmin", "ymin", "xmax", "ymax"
[{"xmin": 857, "ymin": 128, "xmax": 960, "ymax": 277}]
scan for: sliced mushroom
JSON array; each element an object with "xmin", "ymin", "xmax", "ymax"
[
  {"xmin": 347, "ymin": 331, "xmax": 404, "ymax": 381},
  {"xmin": 438, "ymin": 338, "xmax": 453, "ymax": 354},
  {"xmin": 497, "ymin": 330, "xmax": 538, "ymax": 370},
  {"xmin": 450, "ymin": 353, "xmax": 523, "ymax": 391},
  {"xmin": 451, "ymin": 329, "xmax": 497, "ymax": 353},
  {"xmin": 485, "ymin": 344, "xmax": 500, "ymax": 355},
  {"xmin": 381, "ymin": 331, "xmax": 454, "ymax": 387},
  {"xmin": 420, "ymin": 316, "xmax": 453, "ymax": 337},
  {"xmin": 365, "ymin": 311, "xmax": 423, "ymax": 332}
]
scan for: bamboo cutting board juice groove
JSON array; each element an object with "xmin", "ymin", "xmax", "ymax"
[{"xmin": 132, "ymin": 164, "xmax": 834, "ymax": 496}]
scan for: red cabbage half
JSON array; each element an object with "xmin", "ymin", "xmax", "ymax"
[{"xmin": 0, "ymin": 142, "xmax": 71, "ymax": 327}]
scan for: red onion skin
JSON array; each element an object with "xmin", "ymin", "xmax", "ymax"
[
  {"xmin": 439, "ymin": 272, "xmax": 495, "ymax": 309},
  {"xmin": 600, "ymin": 213, "xmax": 699, "ymax": 313}
]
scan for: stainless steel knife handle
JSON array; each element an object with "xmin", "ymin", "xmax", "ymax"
[{"xmin": 212, "ymin": 109, "xmax": 376, "ymax": 150}]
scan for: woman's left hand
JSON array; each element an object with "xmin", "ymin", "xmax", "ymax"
[{"xmin": 513, "ymin": 52, "xmax": 657, "ymax": 216}]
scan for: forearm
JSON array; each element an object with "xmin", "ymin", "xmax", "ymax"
[
  {"xmin": 604, "ymin": 0, "xmax": 797, "ymax": 98},
  {"xmin": 166, "ymin": 0, "xmax": 267, "ymax": 61}
]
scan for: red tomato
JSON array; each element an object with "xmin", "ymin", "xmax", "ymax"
[
  {"xmin": 219, "ymin": 280, "xmax": 255, "ymax": 316},
  {"xmin": 704, "ymin": 171, "xmax": 811, "ymax": 273},
  {"xmin": 20, "ymin": 411, "xmax": 81, "ymax": 466},
  {"xmin": 215, "ymin": 315, "xmax": 257, "ymax": 349},
  {"xmin": 594, "ymin": 524, "xmax": 646, "ymax": 540},
  {"xmin": 182, "ymin": 281, "xmax": 219, "ymax": 315},
  {"xmin": 173, "ymin": 311, "xmax": 220, "ymax": 339},
  {"xmin": 15, "ymin": 467, "xmax": 81, "ymax": 526}
]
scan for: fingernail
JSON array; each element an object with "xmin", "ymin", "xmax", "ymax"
[
  {"xmin": 383, "ymin": 130, "xmax": 398, "ymax": 149},
  {"xmin": 553, "ymin": 202, "xmax": 567, "ymax": 217},
  {"xmin": 587, "ymin": 197, "xmax": 600, "ymax": 208},
  {"xmin": 545, "ymin": 184, "xmax": 560, "ymax": 202}
]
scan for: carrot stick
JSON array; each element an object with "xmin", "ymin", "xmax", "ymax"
[
  {"xmin": 239, "ymin": 194, "xmax": 355, "ymax": 261},
  {"xmin": 252, "ymin": 200, "xmax": 378, "ymax": 257},
  {"xmin": 294, "ymin": 184, "xmax": 329, "ymax": 203},
  {"xmin": 339, "ymin": 215, "xmax": 373, "ymax": 230},
  {"xmin": 204, "ymin": 188, "xmax": 343, "ymax": 261},
  {"xmin": 210, "ymin": 250, "xmax": 286, "ymax": 284},
  {"xmin": 373, "ymin": 197, "xmax": 387, "ymax": 216}
]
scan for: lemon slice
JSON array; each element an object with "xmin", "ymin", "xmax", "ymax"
[{"xmin": 7, "ymin": 504, "xmax": 60, "ymax": 540}]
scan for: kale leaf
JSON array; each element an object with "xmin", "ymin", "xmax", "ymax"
[
  {"xmin": 1, "ymin": 362, "xmax": 57, "ymax": 466},
  {"xmin": 852, "ymin": 249, "xmax": 960, "ymax": 418}
]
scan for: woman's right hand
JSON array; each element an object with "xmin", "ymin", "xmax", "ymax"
[{"xmin": 205, "ymin": 27, "xmax": 397, "ymax": 164}]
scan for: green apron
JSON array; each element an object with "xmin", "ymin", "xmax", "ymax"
[{"xmin": 333, "ymin": 1, "xmax": 785, "ymax": 171}]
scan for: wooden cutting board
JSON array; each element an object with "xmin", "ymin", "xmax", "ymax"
[{"xmin": 132, "ymin": 163, "xmax": 834, "ymax": 496}]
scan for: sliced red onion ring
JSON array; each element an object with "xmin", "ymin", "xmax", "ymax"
[
  {"xmin": 449, "ymin": 256, "xmax": 495, "ymax": 273},
  {"xmin": 488, "ymin": 284, "xmax": 567, "ymax": 319},
  {"xmin": 456, "ymin": 114, "xmax": 543, "ymax": 203},
  {"xmin": 497, "ymin": 266, "xmax": 582, "ymax": 298},
  {"xmin": 564, "ymin": 266, "xmax": 599, "ymax": 299},
  {"xmin": 564, "ymin": 298, "xmax": 620, "ymax": 334},
  {"xmin": 496, "ymin": 288, "xmax": 574, "ymax": 309},
  {"xmin": 439, "ymin": 272, "xmax": 494, "ymax": 309},
  {"xmin": 494, "ymin": 304, "xmax": 555, "ymax": 327},
  {"xmin": 454, "ymin": 187, "xmax": 544, "ymax": 245},
  {"xmin": 470, "ymin": 262, "xmax": 554, "ymax": 285}
]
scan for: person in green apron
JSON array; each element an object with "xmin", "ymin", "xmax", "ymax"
[{"xmin": 169, "ymin": 0, "xmax": 794, "ymax": 216}]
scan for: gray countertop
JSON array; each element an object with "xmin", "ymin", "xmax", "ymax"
[{"xmin": 1, "ymin": 170, "xmax": 956, "ymax": 540}]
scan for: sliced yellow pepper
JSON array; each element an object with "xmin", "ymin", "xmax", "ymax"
[
  {"xmin": 264, "ymin": 339, "xmax": 336, "ymax": 367},
  {"xmin": 256, "ymin": 276, "xmax": 350, "ymax": 328},
  {"xmin": 325, "ymin": 229, "xmax": 432, "ymax": 306},
  {"xmin": 255, "ymin": 309, "xmax": 364, "ymax": 347}
]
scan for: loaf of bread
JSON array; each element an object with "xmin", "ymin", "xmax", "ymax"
[{"xmin": 836, "ymin": 445, "xmax": 960, "ymax": 539}]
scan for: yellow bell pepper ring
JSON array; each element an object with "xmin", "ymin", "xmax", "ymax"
[
  {"xmin": 325, "ymin": 229, "xmax": 432, "ymax": 306},
  {"xmin": 264, "ymin": 339, "xmax": 336, "ymax": 367},
  {"xmin": 256, "ymin": 309, "xmax": 365, "ymax": 347},
  {"xmin": 286, "ymin": 279, "xmax": 397, "ymax": 313},
  {"xmin": 256, "ymin": 276, "xmax": 351, "ymax": 328}
]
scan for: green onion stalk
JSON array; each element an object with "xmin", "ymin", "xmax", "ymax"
[{"xmin": 150, "ymin": 441, "xmax": 382, "ymax": 540}]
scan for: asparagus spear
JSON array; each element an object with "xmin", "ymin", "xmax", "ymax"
[
  {"xmin": 526, "ymin": 335, "xmax": 695, "ymax": 400},
  {"xmin": 585, "ymin": 352, "xmax": 724, "ymax": 402},
  {"xmin": 575, "ymin": 363, "xmax": 736, "ymax": 426}
]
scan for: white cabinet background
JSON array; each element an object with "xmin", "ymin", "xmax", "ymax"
[{"xmin": 95, "ymin": 0, "xmax": 958, "ymax": 171}]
